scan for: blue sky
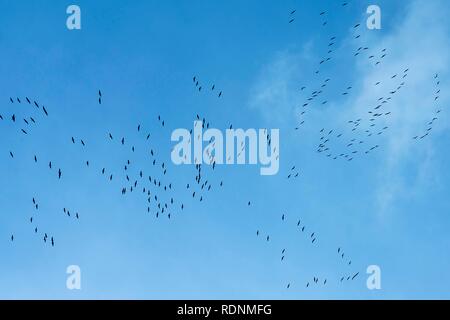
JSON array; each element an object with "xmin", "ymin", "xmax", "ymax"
[{"xmin": 0, "ymin": 0, "xmax": 450, "ymax": 299}]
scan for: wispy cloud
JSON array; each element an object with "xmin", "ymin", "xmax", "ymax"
[{"xmin": 345, "ymin": 0, "xmax": 450, "ymax": 217}]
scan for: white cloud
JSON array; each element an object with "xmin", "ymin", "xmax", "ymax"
[
  {"xmin": 345, "ymin": 0, "xmax": 450, "ymax": 217},
  {"xmin": 248, "ymin": 42, "xmax": 314, "ymax": 124},
  {"xmin": 248, "ymin": 0, "xmax": 450, "ymax": 217}
]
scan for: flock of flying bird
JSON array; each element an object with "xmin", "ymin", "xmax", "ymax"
[
  {"xmin": 2, "ymin": 1, "xmax": 446, "ymax": 294},
  {"xmin": 413, "ymin": 73, "xmax": 442, "ymax": 140},
  {"xmin": 4, "ymin": 94, "xmax": 232, "ymax": 247},
  {"xmin": 253, "ymin": 205, "xmax": 359, "ymax": 289},
  {"xmin": 2, "ymin": 96, "xmax": 60, "ymax": 245},
  {"xmin": 192, "ymin": 76, "xmax": 223, "ymax": 98},
  {"xmin": 314, "ymin": 67, "xmax": 410, "ymax": 162}
]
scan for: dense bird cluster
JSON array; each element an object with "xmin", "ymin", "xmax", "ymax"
[
  {"xmin": 192, "ymin": 76, "xmax": 222, "ymax": 98},
  {"xmin": 252, "ymin": 3, "xmax": 445, "ymax": 291},
  {"xmin": 5, "ymin": 94, "xmax": 230, "ymax": 245},
  {"xmin": 2, "ymin": 1, "xmax": 446, "ymax": 295}
]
